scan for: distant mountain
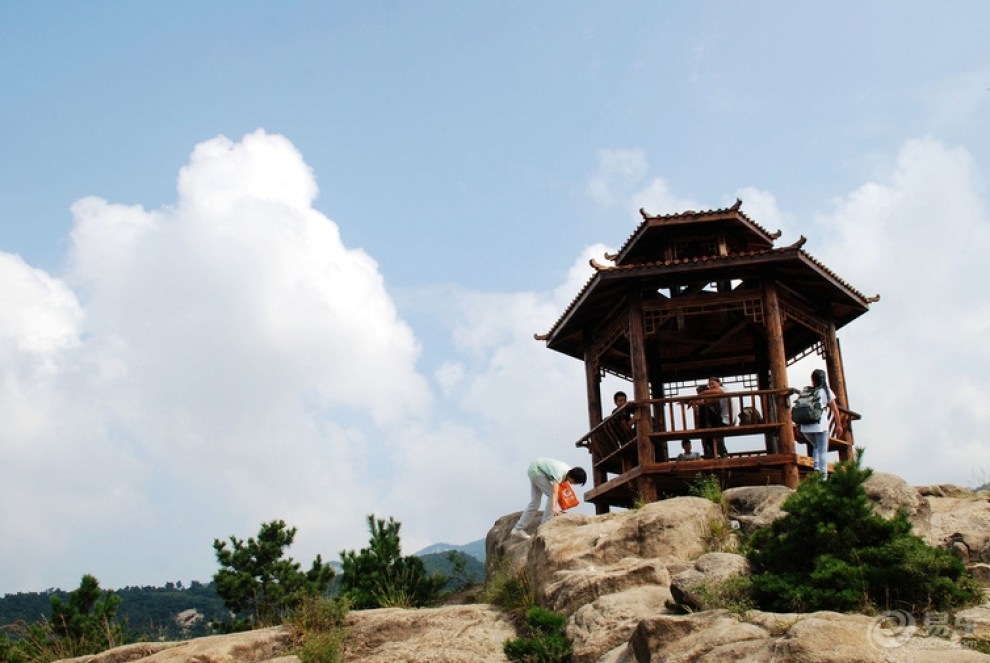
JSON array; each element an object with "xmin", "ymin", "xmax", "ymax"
[{"xmin": 413, "ymin": 538, "xmax": 485, "ymax": 563}]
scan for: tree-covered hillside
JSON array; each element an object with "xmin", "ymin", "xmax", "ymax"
[
  {"xmin": 419, "ymin": 551, "xmax": 484, "ymax": 589},
  {"xmin": 2, "ymin": 549, "xmax": 483, "ymax": 643},
  {"xmin": 1, "ymin": 581, "xmax": 226, "ymax": 641}
]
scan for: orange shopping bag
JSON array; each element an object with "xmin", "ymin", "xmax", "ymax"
[{"xmin": 557, "ymin": 482, "xmax": 580, "ymax": 511}]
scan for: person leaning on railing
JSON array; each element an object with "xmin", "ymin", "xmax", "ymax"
[
  {"xmin": 612, "ymin": 390, "xmax": 636, "ymax": 440},
  {"xmin": 694, "ymin": 377, "xmax": 730, "ymax": 458}
]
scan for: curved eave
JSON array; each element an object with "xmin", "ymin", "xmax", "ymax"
[{"xmin": 539, "ymin": 246, "xmax": 875, "ymax": 360}]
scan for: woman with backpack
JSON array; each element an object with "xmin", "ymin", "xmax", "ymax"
[{"xmin": 792, "ymin": 369, "xmax": 843, "ymax": 479}]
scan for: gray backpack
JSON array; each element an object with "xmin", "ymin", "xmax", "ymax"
[{"xmin": 791, "ymin": 387, "xmax": 823, "ymax": 425}]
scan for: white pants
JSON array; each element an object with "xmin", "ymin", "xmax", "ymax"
[{"xmin": 511, "ymin": 472, "xmax": 554, "ymax": 532}]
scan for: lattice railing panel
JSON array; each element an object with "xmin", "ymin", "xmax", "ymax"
[{"xmin": 644, "ymin": 297, "xmax": 764, "ymax": 333}]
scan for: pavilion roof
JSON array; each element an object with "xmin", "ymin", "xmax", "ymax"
[
  {"xmin": 537, "ymin": 204, "xmax": 878, "ymax": 365},
  {"xmin": 612, "ymin": 200, "xmax": 779, "ymax": 266}
]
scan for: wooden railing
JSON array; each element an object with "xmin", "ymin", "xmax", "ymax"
[
  {"xmin": 648, "ymin": 389, "xmax": 785, "ymax": 438},
  {"xmin": 796, "ymin": 405, "xmax": 859, "ymax": 459},
  {"xmin": 577, "ymin": 389, "xmax": 791, "ymax": 467},
  {"xmin": 577, "ymin": 389, "xmax": 860, "ymax": 466},
  {"xmin": 577, "ymin": 391, "xmax": 861, "ymax": 500}
]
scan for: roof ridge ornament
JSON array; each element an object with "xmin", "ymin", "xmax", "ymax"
[
  {"xmin": 590, "ymin": 258, "xmax": 609, "ymax": 271},
  {"xmin": 533, "ymin": 332, "xmax": 550, "ymax": 341},
  {"xmin": 731, "ymin": 198, "xmax": 742, "ymax": 210},
  {"xmin": 786, "ymin": 235, "xmax": 808, "ymax": 249},
  {"xmin": 866, "ymin": 294, "xmax": 881, "ymax": 303}
]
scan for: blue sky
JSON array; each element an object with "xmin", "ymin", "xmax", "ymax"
[{"xmin": 1, "ymin": 2, "xmax": 988, "ymax": 595}]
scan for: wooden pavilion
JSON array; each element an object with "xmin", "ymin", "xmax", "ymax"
[{"xmin": 536, "ymin": 201, "xmax": 878, "ymax": 512}]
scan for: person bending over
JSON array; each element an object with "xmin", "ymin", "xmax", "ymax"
[{"xmin": 510, "ymin": 458, "xmax": 587, "ymax": 539}]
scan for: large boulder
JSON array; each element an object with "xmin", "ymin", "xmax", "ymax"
[
  {"xmin": 669, "ymin": 552, "xmax": 751, "ymax": 611},
  {"xmin": 863, "ymin": 472, "xmax": 932, "ymax": 535},
  {"xmin": 626, "ymin": 610, "xmax": 778, "ymax": 662},
  {"xmin": 341, "ymin": 604, "xmax": 515, "ymax": 663},
  {"xmin": 486, "ymin": 498, "xmax": 726, "ymax": 619},
  {"xmin": 56, "ymin": 627, "xmax": 296, "ymax": 663},
  {"xmin": 722, "ymin": 485, "xmax": 793, "ymax": 534},
  {"xmin": 526, "ymin": 498, "xmax": 724, "ymax": 576},
  {"xmin": 924, "ymin": 492, "xmax": 990, "ymax": 565},
  {"xmin": 621, "ymin": 610, "xmax": 990, "ymax": 663},
  {"xmin": 566, "ymin": 585, "xmax": 671, "ymax": 663},
  {"xmin": 480, "ymin": 496, "xmax": 731, "ymax": 661},
  {"xmin": 541, "ymin": 557, "xmax": 669, "ymax": 616},
  {"xmin": 918, "ymin": 484, "xmax": 977, "ymax": 498},
  {"xmin": 485, "ymin": 511, "xmax": 536, "ymax": 577}
]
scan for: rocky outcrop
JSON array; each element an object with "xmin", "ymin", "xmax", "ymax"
[
  {"xmin": 925, "ymin": 492, "xmax": 990, "ymax": 561},
  {"xmin": 341, "ymin": 604, "xmax": 516, "ymax": 662},
  {"xmin": 482, "ymin": 484, "xmax": 990, "ymax": 662},
  {"xmin": 620, "ymin": 610, "xmax": 990, "ymax": 663},
  {"xmin": 669, "ymin": 552, "xmax": 750, "ymax": 611},
  {"xmin": 57, "ymin": 626, "xmax": 296, "ymax": 663},
  {"xmin": 567, "ymin": 585, "xmax": 672, "ymax": 663},
  {"xmin": 723, "ymin": 485, "xmax": 792, "ymax": 534},
  {"xmin": 64, "ymin": 480, "xmax": 990, "ymax": 663},
  {"xmin": 864, "ymin": 472, "xmax": 933, "ymax": 536}
]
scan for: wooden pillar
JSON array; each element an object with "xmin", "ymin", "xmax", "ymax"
[
  {"xmin": 763, "ymin": 280, "xmax": 798, "ymax": 488},
  {"xmin": 628, "ymin": 289, "xmax": 658, "ymax": 502},
  {"xmin": 823, "ymin": 320, "xmax": 854, "ymax": 460},
  {"xmin": 584, "ymin": 349, "xmax": 603, "ymax": 430},
  {"xmin": 583, "ymin": 346, "xmax": 610, "ymax": 514}
]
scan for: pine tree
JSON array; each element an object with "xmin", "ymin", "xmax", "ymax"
[
  {"xmin": 338, "ymin": 515, "xmax": 446, "ymax": 609},
  {"xmin": 747, "ymin": 449, "xmax": 981, "ymax": 614},
  {"xmin": 212, "ymin": 520, "xmax": 334, "ymax": 627},
  {"xmin": 48, "ymin": 574, "xmax": 123, "ymax": 652},
  {"xmin": 3, "ymin": 575, "xmax": 124, "ymax": 662}
]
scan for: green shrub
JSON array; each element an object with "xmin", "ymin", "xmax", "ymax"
[
  {"xmin": 289, "ymin": 596, "xmax": 349, "ymax": 663},
  {"xmin": 475, "ymin": 558, "xmax": 535, "ymax": 613},
  {"xmin": 689, "ymin": 474, "xmax": 727, "ymax": 509},
  {"xmin": 746, "ymin": 450, "xmax": 981, "ymax": 615},
  {"xmin": 700, "ymin": 516, "xmax": 736, "ymax": 553},
  {"xmin": 691, "ymin": 576, "xmax": 755, "ymax": 613},
  {"xmin": 503, "ymin": 606, "xmax": 571, "ymax": 663}
]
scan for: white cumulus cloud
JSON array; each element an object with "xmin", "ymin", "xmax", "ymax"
[
  {"xmin": 814, "ymin": 137, "xmax": 990, "ymax": 484},
  {"xmin": 0, "ymin": 131, "xmax": 434, "ymax": 592}
]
